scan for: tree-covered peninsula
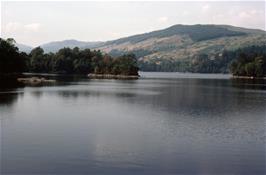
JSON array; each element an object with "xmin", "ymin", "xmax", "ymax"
[
  {"xmin": 1, "ymin": 37, "xmax": 265, "ymax": 78},
  {"xmin": 0, "ymin": 38, "xmax": 139, "ymax": 76},
  {"xmin": 230, "ymin": 53, "xmax": 266, "ymax": 78}
]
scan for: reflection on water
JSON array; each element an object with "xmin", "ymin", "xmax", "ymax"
[{"xmin": 0, "ymin": 73, "xmax": 266, "ymax": 175}]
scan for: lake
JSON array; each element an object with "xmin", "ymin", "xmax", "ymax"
[{"xmin": 1, "ymin": 72, "xmax": 266, "ymax": 174}]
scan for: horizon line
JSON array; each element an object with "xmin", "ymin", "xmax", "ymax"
[{"xmin": 11, "ymin": 23, "xmax": 266, "ymax": 47}]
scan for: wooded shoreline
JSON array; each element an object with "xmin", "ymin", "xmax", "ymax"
[
  {"xmin": 0, "ymin": 73, "xmax": 139, "ymax": 86},
  {"xmin": 15, "ymin": 74, "xmax": 139, "ymax": 85},
  {"xmin": 88, "ymin": 73, "xmax": 139, "ymax": 79},
  {"xmin": 232, "ymin": 75, "xmax": 266, "ymax": 80}
]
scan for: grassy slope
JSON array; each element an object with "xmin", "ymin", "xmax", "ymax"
[{"xmin": 96, "ymin": 25, "xmax": 266, "ymax": 63}]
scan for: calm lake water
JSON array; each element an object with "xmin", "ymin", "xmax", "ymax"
[{"xmin": 1, "ymin": 72, "xmax": 266, "ymax": 175}]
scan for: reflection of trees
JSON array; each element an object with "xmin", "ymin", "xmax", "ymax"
[
  {"xmin": 0, "ymin": 93, "xmax": 22, "ymax": 107},
  {"xmin": 135, "ymin": 78, "xmax": 264, "ymax": 118},
  {"xmin": 115, "ymin": 93, "xmax": 135, "ymax": 98},
  {"xmin": 30, "ymin": 91, "xmax": 44, "ymax": 99},
  {"xmin": 55, "ymin": 90, "xmax": 136, "ymax": 99},
  {"xmin": 0, "ymin": 77, "xmax": 24, "ymax": 89},
  {"xmin": 230, "ymin": 78, "xmax": 266, "ymax": 90},
  {"xmin": 57, "ymin": 91, "xmax": 93, "ymax": 99},
  {"xmin": 0, "ymin": 78, "xmax": 24, "ymax": 107}
]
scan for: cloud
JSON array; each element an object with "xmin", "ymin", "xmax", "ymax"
[
  {"xmin": 201, "ymin": 4, "xmax": 210, "ymax": 13},
  {"xmin": 106, "ymin": 31, "xmax": 120, "ymax": 38},
  {"xmin": 5, "ymin": 22, "xmax": 22, "ymax": 32},
  {"xmin": 4, "ymin": 22, "xmax": 41, "ymax": 33},
  {"xmin": 182, "ymin": 11, "xmax": 189, "ymax": 16},
  {"xmin": 24, "ymin": 23, "xmax": 41, "ymax": 32},
  {"xmin": 238, "ymin": 10, "xmax": 263, "ymax": 19},
  {"xmin": 157, "ymin": 16, "xmax": 169, "ymax": 23}
]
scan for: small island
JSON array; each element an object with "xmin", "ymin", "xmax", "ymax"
[
  {"xmin": 1, "ymin": 37, "xmax": 266, "ymax": 80},
  {"xmin": 0, "ymin": 38, "xmax": 139, "ymax": 80},
  {"xmin": 17, "ymin": 77, "xmax": 56, "ymax": 85},
  {"xmin": 230, "ymin": 51, "xmax": 266, "ymax": 79}
]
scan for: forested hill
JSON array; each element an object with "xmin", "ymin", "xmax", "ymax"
[
  {"xmin": 95, "ymin": 24, "xmax": 265, "ymax": 73},
  {"xmin": 104, "ymin": 24, "xmax": 246, "ymax": 45},
  {"xmin": 16, "ymin": 24, "xmax": 266, "ymax": 73},
  {"xmin": 97, "ymin": 24, "xmax": 265, "ymax": 52}
]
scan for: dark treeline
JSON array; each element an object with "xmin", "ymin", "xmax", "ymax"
[
  {"xmin": 138, "ymin": 59, "xmax": 190, "ymax": 72},
  {"xmin": 138, "ymin": 45, "xmax": 266, "ymax": 76},
  {"xmin": 230, "ymin": 49, "xmax": 266, "ymax": 77},
  {"xmin": 0, "ymin": 38, "xmax": 27, "ymax": 74},
  {"xmin": 0, "ymin": 38, "xmax": 138, "ymax": 76},
  {"xmin": 1, "ymin": 38, "xmax": 265, "ymax": 77}
]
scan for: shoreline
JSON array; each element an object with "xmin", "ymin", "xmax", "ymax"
[
  {"xmin": 2, "ymin": 73, "xmax": 266, "ymax": 81},
  {"xmin": 22, "ymin": 72, "xmax": 140, "ymax": 79},
  {"xmin": 232, "ymin": 75, "xmax": 266, "ymax": 80},
  {"xmin": 88, "ymin": 74, "xmax": 139, "ymax": 80},
  {"xmin": 17, "ymin": 77, "xmax": 56, "ymax": 85}
]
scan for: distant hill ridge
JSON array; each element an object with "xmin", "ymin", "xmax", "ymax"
[
  {"xmin": 105, "ymin": 24, "xmax": 247, "ymax": 45},
  {"xmin": 16, "ymin": 24, "xmax": 266, "ymax": 72},
  {"xmin": 40, "ymin": 39, "xmax": 103, "ymax": 53},
  {"xmin": 17, "ymin": 24, "xmax": 265, "ymax": 62}
]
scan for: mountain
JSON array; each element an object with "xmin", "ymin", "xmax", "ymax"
[
  {"xmin": 16, "ymin": 43, "xmax": 33, "ymax": 53},
  {"xmin": 39, "ymin": 39, "xmax": 103, "ymax": 53},
  {"xmin": 17, "ymin": 24, "xmax": 266, "ymax": 72},
  {"xmin": 105, "ymin": 24, "xmax": 246, "ymax": 45},
  {"xmin": 97, "ymin": 24, "xmax": 265, "ymax": 58},
  {"xmin": 95, "ymin": 24, "xmax": 265, "ymax": 72}
]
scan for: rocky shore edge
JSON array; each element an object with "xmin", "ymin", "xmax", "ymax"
[
  {"xmin": 88, "ymin": 74, "xmax": 139, "ymax": 80},
  {"xmin": 232, "ymin": 75, "xmax": 266, "ymax": 80},
  {"xmin": 17, "ymin": 77, "xmax": 56, "ymax": 85}
]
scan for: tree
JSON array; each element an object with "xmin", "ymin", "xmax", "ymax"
[
  {"xmin": 1, "ymin": 39, "xmax": 139, "ymax": 76},
  {"xmin": 230, "ymin": 52, "xmax": 266, "ymax": 77},
  {"xmin": 29, "ymin": 47, "xmax": 46, "ymax": 72},
  {"xmin": 0, "ymin": 38, "xmax": 27, "ymax": 74}
]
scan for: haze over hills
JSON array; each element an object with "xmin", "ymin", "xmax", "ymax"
[
  {"xmin": 96, "ymin": 24, "xmax": 265, "ymax": 58},
  {"xmin": 15, "ymin": 43, "xmax": 33, "ymax": 53},
  {"xmin": 40, "ymin": 39, "xmax": 103, "ymax": 53},
  {"xmin": 18, "ymin": 24, "xmax": 265, "ymax": 54},
  {"xmin": 17, "ymin": 24, "xmax": 266, "ymax": 72},
  {"xmin": 17, "ymin": 40, "xmax": 103, "ymax": 53}
]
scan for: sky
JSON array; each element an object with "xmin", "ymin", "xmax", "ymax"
[{"xmin": 1, "ymin": 1, "xmax": 265, "ymax": 47}]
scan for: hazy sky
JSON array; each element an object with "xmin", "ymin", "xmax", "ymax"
[{"xmin": 1, "ymin": 1, "xmax": 265, "ymax": 46}]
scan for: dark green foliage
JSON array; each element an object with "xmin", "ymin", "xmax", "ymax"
[
  {"xmin": 2, "ymin": 37, "xmax": 264, "ymax": 76},
  {"xmin": 138, "ymin": 60, "xmax": 190, "ymax": 72},
  {"xmin": 139, "ymin": 45, "xmax": 266, "ymax": 73},
  {"xmin": 29, "ymin": 47, "xmax": 46, "ymax": 72},
  {"xmin": 28, "ymin": 47, "xmax": 138, "ymax": 75},
  {"xmin": 230, "ymin": 54, "xmax": 266, "ymax": 77},
  {"xmin": 0, "ymin": 38, "xmax": 27, "ymax": 74},
  {"xmin": 109, "ymin": 49, "xmax": 153, "ymax": 58},
  {"xmin": 229, "ymin": 46, "xmax": 266, "ymax": 77},
  {"xmin": 111, "ymin": 54, "xmax": 139, "ymax": 75},
  {"xmin": 0, "ymin": 38, "xmax": 139, "ymax": 76}
]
